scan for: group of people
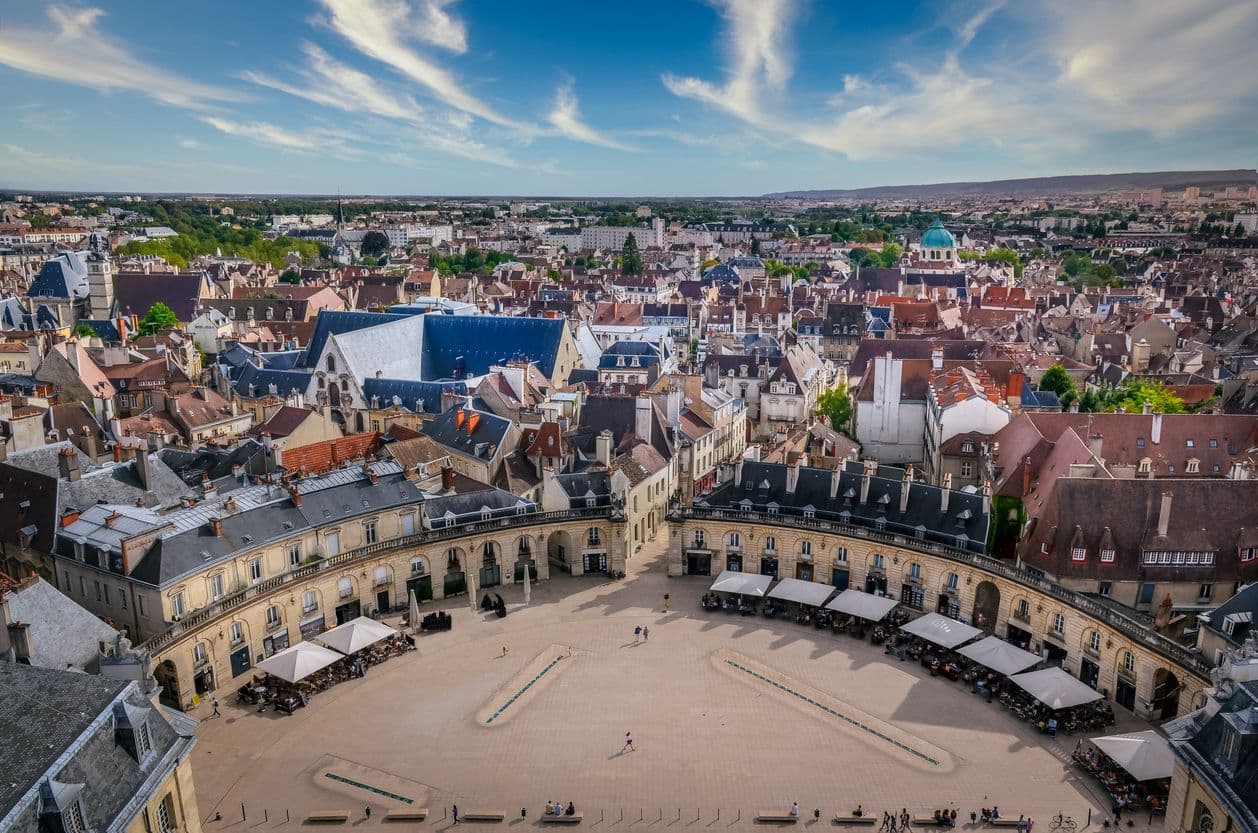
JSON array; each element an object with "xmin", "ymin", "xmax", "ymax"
[
  {"xmin": 930, "ymin": 808, "xmax": 959, "ymax": 827},
  {"xmin": 545, "ymin": 801, "xmax": 576, "ymax": 817},
  {"xmin": 480, "ymin": 593, "xmax": 508, "ymax": 618},
  {"xmin": 878, "ymin": 808, "xmax": 913, "ymax": 831}
]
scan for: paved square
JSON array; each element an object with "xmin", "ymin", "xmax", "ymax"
[{"xmin": 190, "ymin": 543, "xmax": 1159, "ymax": 831}]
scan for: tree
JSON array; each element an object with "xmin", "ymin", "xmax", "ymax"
[
  {"xmin": 1038, "ymin": 364, "xmax": 1077, "ymax": 409},
  {"xmin": 73, "ymin": 322, "xmax": 97, "ymax": 338},
  {"xmin": 621, "ymin": 232, "xmax": 644, "ymax": 276},
  {"xmin": 360, "ymin": 230, "xmax": 390, "ymax": 259},
  {"xmin": 1235, "ymin": 222, "xmax": 1248, "ymax": 238},
  {"xmin": 279, "ymin": 269, "xmax": 302, "ymax": 284},
  {"xmin": 750, "ymin": 237, "xmax": 761, "ymax": 255},
  {"xmin": 1111, "ymin": 379, "xmax": 1185, "ymax": 414},
  {"xmin": 139, "ymin": 302, "xmax": 178, "ymax": 336},
  {"xmin": 816, "ymin": 384, "xmax": 854, "ymax": 436}
]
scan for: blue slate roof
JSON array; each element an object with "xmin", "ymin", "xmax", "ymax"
[
  {"xmin": 233, "ymin": 361, "xmax": 313, "ymax": 399},
  {"xmin": 421, "ymin": 315, "xmax": 564, "ymax": 379},
  {"xmin": 261, "ymin": 349, "xmax": 303, "ymax": 370},
  {"xmin": 27, "ymin": 252, "xmax": 90, "ymax": 300},
  {"xmin": 0, "ymin": 297, "xmax": 35, "ymax": 330},
  {"xmin": 598, "ymin": 341, "xmax": 661, "ymax": 369},
  {"xmin": 702, "ymin": 263, "xmax": 741, "ymax": 283},
  {"xmin": 423, "ymin": 402, "xmax": 513, "ymax": 459},
  {"xmin": 300, "ymin": 310, "xmax": 409, "ymax": 369},
  {"xmin": 361, "ymin": 378, "xmax": 466, "ymax": 414},
  {"xmin": 1022, "ymin": 387, "xmax": 1062, "ymax": 410},
  {"xmin": 77, "ymin": 319, "xmax": 121, "ymax": 342}
]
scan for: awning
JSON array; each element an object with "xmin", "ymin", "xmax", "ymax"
[
  {"xmin": 315, "ymin": 616, "xmax": 397, "ymax": 654},
  {"xmin": 899, "ymin": 612, "xmax": 983, "ymax": 649},
  {"xmin": 957, "ymin": 635, "xmax": 1043, "ymax": 676},
  {"xmin": 1090, "ymin": 731, "xmax": 1174, "ymax": 781},
  {"xmin": 1008, "ymin": 667, "xmax": 1104, "ymax": 709},
  {"xmin": 709, "ymin": 570, "xmax": 772, "ymax": 597},
  {"xmin": 255, "ymin": 641, "xmax": 345, "ymax": 683},
  {"xmin": 768, "ymin": 578, "xmax": 836, "ymax": 607},
  {"xmin": 825, "ymin": 589, "xmax": 899, "ymax": 622}
]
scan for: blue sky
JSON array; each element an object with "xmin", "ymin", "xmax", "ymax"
[{"xmin": 0, "ymin": 0, "xmax": 1255, "ymax": 196}]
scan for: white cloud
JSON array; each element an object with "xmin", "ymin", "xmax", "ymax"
[
  {"xmin": 318, "ymin": 0, "xmax": 525, "ymax": 129},
  {"xmin": 241, "ymin": 43, "xmax": 423, "ymax": 121},
  {"xmin": 0, "ymin": 6, "xmax": 239, "ymax": 109},
  {"xmin": 414, "ymin": 0, "xmax": 468, "ymax": 54},
  {"xmin": 546, "ymin": 83, "xmax": 633, "ymax": 151},
  {"xmin": 199, "ymin": 116, "xmax": 359, "ymax": 158},
  {"xmin": 179, "ymin": 138, "xmax": 201, "ymax": 150},
  {"xmin": 1042, "ymin": 0, "xmax": 1258, "ymax": 132}
]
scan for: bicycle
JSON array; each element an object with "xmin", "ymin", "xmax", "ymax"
[{"xmin": 1050, "ymin": 814, "xmax": 1076, "ymax": 831}]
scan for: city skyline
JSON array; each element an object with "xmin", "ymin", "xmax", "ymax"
[{"xmin": 0, "ymin": 0, "xmax": 1255, "ymax": 196}]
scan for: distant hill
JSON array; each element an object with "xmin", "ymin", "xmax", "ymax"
[{"xmin": 764, "ymin": 169, "xmax": 1258, "ymax": 199}]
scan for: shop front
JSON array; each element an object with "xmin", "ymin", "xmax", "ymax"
[
  {"xmin": 1080, "ymin": 657, "xmax": 1101, "ymax": 690},
  {"xmin": 335, "ymin": 600, "xmax": 361, "ymax": 625},
  {"xmin": 583, "ymin": 551, "xmax": 607, "ymax": 573},
  {"xmin": 230, "ymin": 646, "xmax": 251, "ymax": 678},
  {"xmin": 262, "ymin": 630, "xmax": 290, "ymax": 658},
  {"xmin": 685, "ymin": 548, "xmax": 713, "ymax": 576},
  {"xmin": 760, "ymin": 557, "xmax": 779, "ymax": 579},
  {"xmin": 300, "ymin": 614, "xmax": 327, "ymax": 640},
  {"xmin": 726, "ymin": 553, "xmax": 744, "ymax": 573}
]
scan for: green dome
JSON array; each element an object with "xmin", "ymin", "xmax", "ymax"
[{"xmin": 921, "ymin": 218, "xmax": 956, "ymax": 249}]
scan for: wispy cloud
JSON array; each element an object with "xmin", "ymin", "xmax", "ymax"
[
  {"xmin": 198, "ymin": 116, "xmax": 360, "ymax": 158},
  {"xmin": 241, "ymin": 43, "xmax": 423, "ymax": 121},
  {"xmin": 318, "ymin": 0, "xmax": 525, "ymax": 129},
  {"xmin": 413, "ymin": 0, "xmax": 469, "ymax": 54},
  {"xmin": 547, "ymin": 82, "xmax": 634, "ymax": 151},
  {"xmin": 0, "ymin": 6, "xmax": 240, "ymax": 109},
  {"xmin": 179, "ymin": 138, "xmax": 201, "ymax": 150}
]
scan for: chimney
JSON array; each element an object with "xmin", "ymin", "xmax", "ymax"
[
  {"xmin": 1006, "ymin": 370, "xmax": 1024, "ymax": 407},
  {"xmin": 941, "ymin": 472, "xmax": 952, "ymax": 514},
  {"xmin": 1151, "ymin": 411, "xmax": 1163, "ymax": 445},
  {"xmin": 1230, "ymin": 460, "xmax": 1245, "ymax": 480},
  {"xmin": 365, "ymin": 464, "xmax": 378, "ymax": 485},
  {"xmin": 734, "ymin": 459, "xmax": 744, "ymax": 487},
  {"xmin": 210, "ymin": 516, "xmax": 223, "ymax": 537},
  {"xmin": 860, "ymin": 459, "xmax": 876, "ymax": 504},
  {"xmin": 931, "ymin": 347, "xmax": 944, "ymax": 371},
  {"xmin": 1157, "ymin": 491, "xmax": 1172, "ymax": 539},
  {"xmin": 58, "ymin": 446, "xmax": 81, "ymax": 482},
  {"xmin": 786, "ymin": 457, "xmax": 801, "ymax": 494},
  {"xmin": 288, "ymin": 485, "xmax": 302, "ymax": 507},
  {"xmin": 830, "ymin": 464, "xmax": 842, "ymax": 499},
  {"xmin": 899, "ymin": 464, "xmax": 912, "ymax": 513},
  {"xmin": 200, "ymin": 472, "xmax": 216, "ymax": 498},
  {"xmin": 981, "ymin": 480, "xmax": 992, "ymax": 516},
  {"xmin": 441, "ymin": 465, "xmax": 455, "ymax": 492},
  {"xmin": 1022, "ymin": 456, "xmax": 1032, "ymax": 496},
  {"xmin": 595, "ymin": 429, "xmax": 613, "ymax": 467},
  {"xmin": 1142, "ymin": 401, "xmax": 1153, "ymax": 416},
  {"xmin": 60, "ymin": 508, "xmax": 80, "ymax": 528},
  {"xmin": 134, "ymin": 448, "xmax": 152, "ymax": 490},
  {"xmin": 1088, "ymin": 433, "xmax": 1103, "ymax": 460},
  {"xmin": 65, "ymin": 341, "xmax": 80, "ymax": 374},
  {"xmin": 634, "ymin": 397, "xmax": 652, "ymax": 444}
]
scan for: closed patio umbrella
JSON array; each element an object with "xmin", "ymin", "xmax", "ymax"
[
  {"xmin": 408, "ymin": 588, "xmax": 421, "ymax": 633},
  {"xmin": 523, "ymin": 561, "xmax": 532, "ymax": 605}
]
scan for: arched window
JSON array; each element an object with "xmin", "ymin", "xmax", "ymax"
[
  {"xmin": 338, "ymin": 577, "xmax": 353, "ymax": 598},
  {"xmin": 588, "ymin": 527, "xmax": 602, "ymax": 546},
  {"xmin": 728, "ymin": 532, "xmax": 741, "ymax": 549},
  {"xmin": 518, "ymin": 538, "xmax": 532, "ymax": 556},
  {"xmin": 482, "ymin": 542, "xmax": 497, "ymax": 566},
  {"xmin": 692, "ymin": 529, "xmax": 706, "ymax": 548},
  {"xmin": 945, "ymin": 572, "xmax": 959, "ymax": 591},
  {"xmin": 447, "ymin": 549, "xmax": 461, "ymax": 569},
  {"xmin": 326, "ymin": 355, "xmax": 336, "ymax": 373},
  {"xmin": 410, "ymin": 557, "xmax": 427, "ymax": 576},
  {"xmin": 800, "ymin": 540, "xmax": 812, "ymax": 558},
  {"xmin": 373, "ymin": 565, "xmax": 390, "ymax": 586},
  {"xmin": 265, "ymin": 605, "xmax": 281, "ymax": 629},
  {"xmin": 764, "ymin": 535, "xmax": 776, "ymax": 553}
]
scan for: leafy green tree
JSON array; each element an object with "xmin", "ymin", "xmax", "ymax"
[
  {"xmin": 73, "ymin": 322, "xmax": 97, "ymax": 338},
  {"xmin": 750, "ymin": 237, "xmax": 761, "ymax": 255},
  {"xmin": 1038, "ymin": 364, "xmax": 1077, "ymax": 409},
  {"xmin": 279, "ymin": 269, "xmax": 302, "ymax": 284},
  {"xmin": 1234, "ymin": 222, "xmax": 1247, "ymax": 238},
  {"xmin": 1111, "ymin": 379, "xmax": 1185, "ymax": 414},
  {"xmin": 360, "ymin": 231, "xmax": 390, "ymax": 258},
  {"xmin": 816, "ymin": 384, "xmax": 854, "ymax": 436},
  {"xmin": 139, "ymin": 302, "xmax": 179, "ymax": 336},
  {"xmin": 621, "ymin": 232, "xmax": 644, "ymax": 276}
]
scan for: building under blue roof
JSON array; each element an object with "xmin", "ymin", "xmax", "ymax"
[
  {"xmin": 27, "ymin": 252, "xmax": 89, "ymax": 300},
  {"xmin": 361, "ymin": 378, "xmax": 466, "ymax": 414},
  {"xmin": 300, "ymin": 310, "xmax": 410, "ymax": 369},
  {"xmin": 420, "ymin": 315, "xmax": 564, "ymax": 380}
]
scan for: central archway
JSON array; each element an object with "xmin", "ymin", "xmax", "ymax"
[{"xmin": 972, "ymin": 581, "xmax": 1001, "ymax": 632}]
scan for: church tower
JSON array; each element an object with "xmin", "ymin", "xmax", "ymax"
[{"xmin": 85, "ymin": 231, "xmax": 115, "ymax": 320}]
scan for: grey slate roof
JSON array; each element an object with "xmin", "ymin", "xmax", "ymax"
[
  {"xmin": 26, "ymin": 252, "xmax": 89, "ymax": 300},
  {"xmin": 421, "ymin": 314, "xmax": 565, "ymax": 379}
]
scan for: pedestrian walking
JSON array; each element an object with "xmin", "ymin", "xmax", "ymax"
[
  {"xmin": 622, "ymin": 731, "xmax": 634, "ymax": 752},
  {"xmin": 211, "ymin": 697, "xmax": 220, "ymax": 717},
  {"xmin": 364, "ymin": 807, "xmax": 371, "ymax": 819},
  {"xmin": 633, "ymin": 625, "xmax": 642, "ymax": 643},
  {"xmin": 890, "ymin": 813, "xmax": 897, "ymax": 832},
  {"xmin": 901, "ymin": 809, "xmax": 910, "ymax": 831},
  {"xmin": 452, "ymin": 805, "xmax": 460, "ymax": 825},
  {"xmin": 880, "ymin": 812, "xmax": 891, "ymax": 832},
  {"xmin": 501, "ymin": 645, "xmax": 508, "ymax": 657},
  {"xmin": 663, "ymin": 593, "xmax": 670, "ymax": 612},
  {"xmin": 643, "ymin": 626, "xmax": 650, "ymax": 641}
]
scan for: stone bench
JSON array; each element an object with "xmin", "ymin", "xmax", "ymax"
[
  {"xmin": 834, "ymin": 816, "xmax": 877, "ymax": 826},
  {"xmin": 540, "ymin": 814, "xmax": 583, "ymax": 824},
  {"xmin": 988, "ymin": 819, "xmax": 1023, "ymax": 828},
  {"xmin": 913, "ymin": 817, "xmax": 947, "ymax": 826},
  {"xmin": 461, "ymin": 809, "xmax": 506, "ymax": 823},
  {"xmin": 305, "ymin": 811, "xmax": 350, "ymax": 824},
  {"xmin": 384, "ymin": 809, "xmax": 429, "ymax": 822},
  {"xmin": 756, "ymin": 812, "xmax": 799, "ymax": 824}
]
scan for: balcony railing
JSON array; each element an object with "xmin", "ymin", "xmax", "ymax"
[
  {"xmin": 672, "ymin": 505, "xmax": 1211, "ymax": 679},
  {"xmin": 139, "ymin": 506, "xmax": 614, "ymax": 655}
]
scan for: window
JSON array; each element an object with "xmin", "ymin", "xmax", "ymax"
[
  {"xmin": 265, "ymin": 605, "xmax": 281, "ymax": 629},
  {"xmin": 1243, "ymin": 548, "xmax": 1256, "ymax": 562},
  {"xmin": 410, "ymin": 557, "xmax": 427, "ymax": 576},
  {"xmin": 230, "ymin": 622, "xmax": 244, "ymax": 645},
  {"xmin": 1071, "ymin": 547, "xmax": 1086, "ymax": 562},
  {"xmin": 1099, "ymin": 581, "xmax": 1112, "ymax": 597},
  {"xmin": 1139, "ymin": 458, "xmax": 1151, "ymax": 474},
  {"xmin": 1185, "ymin": 438, "xmax": 1195, "ymax": 448},
  {"xmin": 1209, "ymin": 438, "xmax": 1218, "ymax": 448},
  {"xmin": 447, "ymin": 549, "xmax": 461, "ymax": 569},
  {"xmin": 800, "ymin": 540, "xmax": 812, "ymax": 558},
  {"xmin": 364, "ymin": 521, "xmax": 378, "ymax": 545},
  {"xmin": 138, "ymin": 596, "xmax": 146, "ymax": 617},
  {"xmin": 960, "ymin": 462, "xmax": 973, "ymax": 478},
  {"xmin": 945, "ymin": 573, "xmax": 959, "ymax": 591},
  {"xmin": 1187, "ymin": 459, "xmax": 1199, "ymax": 474},
  {"xmin": 62, "ymin": 798, "xmax": 88, "ymax": 833},
  {"xmin": 961, "ymin": 441, "xmax": 974, "ymax": 454},
  {"xmin": 692, "ymin": 530, "xmax": 706, "ymax": 548},
  {"xmin": 374, "ymin": 566, "xmax": 389, "ymax": 586},
  {"xmin": 764, "ymin": 535, "xmax": 776, "ymax": 553},
  {"xmin": 588, "ymin": 527, "xmax": 601, "ymax": 546},
  {"xmin": 194, "ymin": 642, "xmax": 208, "ymax": 666},
  {"xmin": 170, "ymin": 593, "xmax": 186, "ymax": 619},
  {"xmin": 95, "ymin": 580, "xmax": 102, "ymax": 602},
  {"xmin": 303, "ymin": 590, "xmax": 318, "ymax": 612},
  {"xmin": 1052, "ymin": 613, "xmax": 1065, "ymax": 635},
  {"xmin": 325, "ymin": 531, "xmax": 340, "ymax": 556},
  {"xmin": 137, "ymin": 722, "xmax": 152, "ymax": 759},
  {"xmin": 1015, "ymin": 599, "xmax": 1030, "ymax": 620},
  {"xmin": 326, "ymin": 355, "xmax": 336, "ymax": 373},
  {"xmin": 872, "ymin": 554, "xmax": 885, "ymax": 572},
  {"xmin": 1123, "ymin": 651, "xmax": 1135, "ymax": 674},
  {"xmin": 209, "ymin": 574, "xmax": 224, "ymax": 599},
  {"xmin": 338, "ymin": 577, "xmax": 353, "ymax": 598},
  {"xmin": 1088, "ymin": 631, "xmax": 1101, "ymax": 654},
  {"xmin": 836, "ymin": 546, "xmax": 848, "ymax": 564},
  {"xmin": 249, "ymin": 558, "xmax": 262, "ymax": 584},
  {"xmin": 1199, "ymin": 583, "xmax": 1212, "ymax": 600},
  {"xmin": 1136, "ymin": 438, "xmax": 1145, "ymax": 448},
  {"xmin": 401, "ymin": 512, "xmax": 416, "ymax": 535},
  {"xmin": 803, "ymin": 507, "xmax": 815, "ymax": 519},
  {"xmin": 156, "ymin": 794, "xmax": 175, "ymax": 833},
  {"xmin": 1101, "ymin": 549, "xmax": 1115, "ymax": 563},
  {"xmin": 1167, "ymin": 465, "xmax": 1175, "ymax": 474},
  {"xmin": 287, "ymin": 544, "xmax": 301, "ymax": 568},
  {"xmin": 908, "ymin": 562, "xmax": 922, "ymax": 581},
  {"xmin": 120, "ymin": 589, "xmax": 127, "ymax": 610},
  {"xmin": 728, "ymin": 532, "xmax": 741, "ymax": 550}
]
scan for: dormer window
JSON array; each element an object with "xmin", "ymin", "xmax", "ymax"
[
  {"xmin": 1138, "ymin": 458, "xmax": 1152, "ymax": 474},
  {"xmin": 113, "ymin": 700, "xmax": 153, "ymax": 764},
  {"xmin": 961, "ymin": 442, "xmax": 974, "ymax": 453},
  {"xmin": 40, "ymin": 781, "xmax": 88, "ymax": 833},
  {"xmin": 1071, "ymin": 547, "xmax": 1086, "ymax": 561},
  {"xmin": 1101, "ymin": 549, "xmax": 1115, "ymax": 563},
  {"xmin": 1186, "ymin": 458, "xmax": 1200, "ymax": 474}
]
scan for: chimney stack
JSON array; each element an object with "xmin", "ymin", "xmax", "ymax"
[
  {"xmin": 860, "ymin": 459, "xmax": 876, "ymax": 504},
  {"xmin": 634, "ymin": 397, "xmax": 652, "ymax": 444},
  {"xmin": 786, "ymin": 457, "xmax": 801, "ymax": 494},
  {"xmin": 1088, "ymin": 433, "xmax": 1103, "ymax": 460},
  {"xmin": 941, "ymin": 472, "xmax": 952, "ymax": 514},
  {"xmin": 931, "ymin": 347, "xmax": 944, "ymax": 371},
  {"xmin": 595, "ymin": 429, "xmax": 613, "ymax": 467},
  {"xmin": 1006, "ymin": 370, "xmax": 1024, "ymax": 407},
  {"xmin": 830, "ymin": 464, "xmax": 842, "ymax": 499},
  {"xmin": 200, "ymin": 472, "xmax": 216, "ymax": 498},
  {"xmin": 734, "ymin": 459, "xmax": 744, "ymax": 487},
  {"xmin": 60, "ymin": 508, "xmax": 81, "ymax": 528},
  {"xmin": 58, "ymin": 446, "xmax": 81, "ymax": 482},
  {"xmin": 1151, "ymin": 411, "xmax": 1163, "ymax": 445},
  {"xmin": 1157, "ymin": 491, "xmax": 1172, "ymax": 539},
  {"xmin": 899, "ymin": 464, "xmax": 913, "ymax": 514},
  {"xmin": 210, "ymin": 516, "xmax": 223, "ymax": 537},
  {"xmin": 441, "ymin": 465, "xmax": 455, "ymax": 492},
  {"xmin": 134, "ymin": 447, "xmax": 152, "ymax": 490}
]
